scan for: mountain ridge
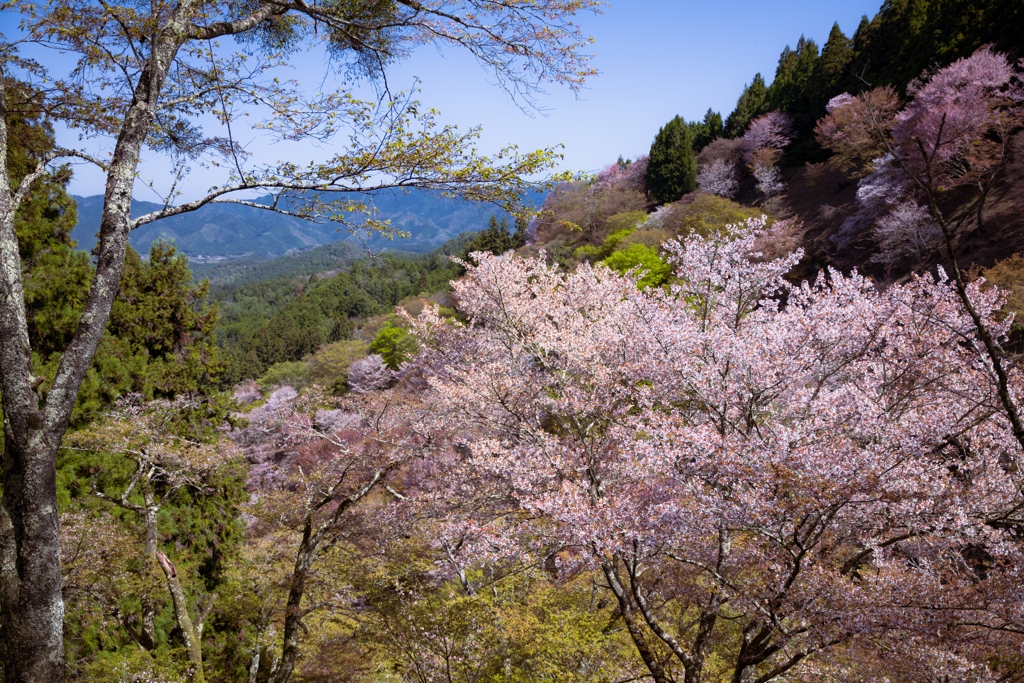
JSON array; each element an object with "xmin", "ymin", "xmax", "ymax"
[{"xmin": 72, "ymin": 188, "xmax": 542, "ymax": 259}]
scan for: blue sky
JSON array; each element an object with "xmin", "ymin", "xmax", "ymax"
[{"xmin": 2, "ymin": 1, "xmax": 884, "ymax": 200}]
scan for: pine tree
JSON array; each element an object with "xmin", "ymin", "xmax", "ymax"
[
  {"xmin": 691, "ymin": 108, "xmax": 724, "ymax": 153},
  {"xmin": 645, "ymin": 115, "xmax": 697, "ymax": 204},
  {"xmin": 810, "ymin": 23, "xmax": 855, "ymax": 116},
  {"xmin": 765, "ymin": 36, "xmax": 819, "ymax": 126},
  {"xmin": 5, "ymin": 84, "xmax": 93, "ymax": 360},
  {"xmin": 725, "ymin": 74, "xmax": 768, "ymax": 137},
  {"xmin": 106, "ymin": 242, "xmax": 223, "ymax": 398}
]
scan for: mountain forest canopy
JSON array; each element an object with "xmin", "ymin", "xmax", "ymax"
[{"xmin": 3, "ymin": 0, "xmax": 1024, "ymax": 681}]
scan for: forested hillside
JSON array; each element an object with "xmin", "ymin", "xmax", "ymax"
[{"xmin": 6, "ymin": 0, "xmax": 1024, "ymax": 682}]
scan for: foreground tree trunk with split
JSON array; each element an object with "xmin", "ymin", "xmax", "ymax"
[{"xmin": 0, "ymin": 0, "xmax": 600, "ymax": 676}]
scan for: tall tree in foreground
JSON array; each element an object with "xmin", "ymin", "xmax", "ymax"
[{"xmin": 0, "ymin": 1, "xmax": 600, "ymax": 678}]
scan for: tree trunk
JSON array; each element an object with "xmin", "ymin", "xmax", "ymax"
[
  {"xmin": 0, "ymin": 435, "xmax": 66, "ymax": 682},
  {"xmin": 600, "ymin": 556, "xmax": 675, "ymax": 683},
  {"xmin": 0, "ymin": 18, "xmax": 184, "ymax": 677},
  {"xmin": 157, "ymin": 550, "xmax": 206, "ymax": 683},
  {"xmin": 268, "ymin": 523, "xmax": 315, "ymax": 683},
  {"xmin": 0, "ymin": 68, "xmax": 67, "ymax": 683}
]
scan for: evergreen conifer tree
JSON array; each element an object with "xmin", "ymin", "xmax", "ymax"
[
  {"xmin": 765, "ymin": 36, "xmax": 819, "ymax": 126},
  {"xmin": 725, "ymin": 74, "xmax": 768, "ymax": 137},
  {"xmin": 691, "ymin": 108, "xmax": 724, "ymax": 153},
  {"xmin": 810, "ymin": 23, "xmax": 855, "ymax": 115},
  {"xmin": 645, "ymin": 115, "xmax": 697, "ymax": 204}
]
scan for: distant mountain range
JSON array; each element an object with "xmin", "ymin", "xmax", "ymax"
[{"xmin": 72, "ymin": 188, "xmax": 542, "ymax": 259}]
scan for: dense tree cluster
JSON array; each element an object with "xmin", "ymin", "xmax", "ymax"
[
  {"xmin": 408, "ymin": 219, "xmax": 1024, "ymax": 682},
  {"xmin": 717, "ymin": 0, "xmax": 1024, "ymax": 165}
]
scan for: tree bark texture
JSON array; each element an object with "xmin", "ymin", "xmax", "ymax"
[{"xmin": 0, "ymin": 15, "xmax": 187, "ymax": 678}]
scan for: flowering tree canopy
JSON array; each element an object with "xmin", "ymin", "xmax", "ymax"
[
  {"xmin": 817, "ymin": 48, "xmax": 1024, "ymax": 256},
  {"xmin": 742, "ymin": 112, "xmax": 793, "ymax": 198},
  {"xmin": 696, "ymin": 158, "xmax": 740, "ymax": 198},
  {"xmin": 408, "ymin": 218, "xmax": 1024, "ymax": 682},
  {"xmin": 741, "ymin": 111, "xmax": 795, "ymax": 163}
]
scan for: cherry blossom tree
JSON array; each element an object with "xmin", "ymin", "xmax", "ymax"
[
  {"xmin": 815, "ymin": 88, "xmax": 902, "ymax": 177},
  {"xmin": 346, "ymin": 354, "xmax": 394, "ymax": 394},
  {"xmin": 816, "ymin": 49, "xmax": 1024, "ymax": 489},
  {"xmin": 818, "ymin": 48, "xmax": 1023, "ymax": 259},
  {"xmin": 594, "ymin": 155, "xmax": 649, "ymax": 192},
  {"xmin": 742, "ymin": 112, "xmax": 793, "ymax": 198},
  {"xmin": 407, "ymin": 219, "xmax": 1024, "ymax": 682},
  {"xmin": 696, "ymin": 158, "xmax": 740, "ymax": 198},
  {"xmin": 741, "ymin": 111, "xmax": 794, "ymax": 162},
  {"xmin": 236, "ymin": 387, "xmax": 438, "ymax": 683},
  {"xmin": 870, "ymin": 200, "xmax": 942, "ymax": 272},
  {"xmin": 748, "ymin": 147, "xmax": 785, "ymax": 198}
]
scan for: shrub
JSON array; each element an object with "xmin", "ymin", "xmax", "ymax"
[
  {"xmin": 661, "ymin": 194, "xmax": 764, "ymax": 239},
  {"xmin": 306, "ymin": 339, "xmax": 371, "ymax": 394},
  {"xmin": 369, "ymin": 325, "xmax": 418, "ymax": 370},
  {"xmin": 600, "ymin": 244, "xmax": 671, "ymax": 289},
  {"xmin": 258, "ymin": 360, "xmax": 310, "ymax": 391}
]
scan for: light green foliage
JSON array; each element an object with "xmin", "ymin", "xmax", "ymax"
[
  {"xmin": 646, "ymin": 115, "xmax": 698, "ymax": 204},
  {"xmin": 369, "ymin": 324, "xmax": 418, "ymax": 370},
  {"xmin": 258, "ymin": 360, "xmax": 311, "ymax": 390},
  {"xmin": 601, "ymin": 243, "xmax": 672, "ymax": 289},
  {"xmin": 604, "ymin": 210, "xmax": 648, "ymax": 236},
  {"xmin": 575, "ymin": 211, "xmax": 647, "ymax": 262},
  {"xmin": 529, "ymin": 180, "xmax": 647, "ymax": 263},
  {"xmin": 355, "ymin": 551, "xmax": 642, "ymax": 683},
  {"xmin": 306, "ymin": 339, "xmax": 371, "ymax": 394},
  {"xmin": 664, "ymin": 193, "xmax": 766, "ymax": 239}
]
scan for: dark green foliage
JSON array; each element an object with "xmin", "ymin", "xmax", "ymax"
[
  {"xmin": 462, "ymin": 214, "xmax": 527, "ymax": 258},
  {"xmin": 725, "ymin": 73, "xmax": 768, "ymax": 138},
  {"xmin": 764, "ymin": 36, "xmax": 820, "ymax": 128},
  {"xmin": 690, "ymin": 109, "xmax": 725, "ymax": 153},
  {"xmin": 57, "ymin": 396, "xmax": 249, "ymax": 679},
  {"xmin": 107, "ymin": 243, "xmax": 223, "ymax": 397},
  {"xmin": 840, "ymin": 0, "xmax": 1024, "ymax": 95},
  {"xmin": 810, "ymin": 23, "xmax": 855, "ymax": 117},
  {"xmin": 646, "ymin": 115, "xmax": 698, "ymax": 204},
  {"xmin": 718, "ymin": 0, "xmax": 1024, "ymax": 164},
  {"xmin": 42, "ymin": 242, "xmax": 224, "ymax": 424},
  {"xmin": 217, "ymin": 241, "xmax": 466, "ymax": 384},
  {"xmin": 5, "ymin": 87, "xmax": 223, "ymax": 426},
  {"xmin": 5, "ymin": 84, "xmax": 90, "ymax": 360}
]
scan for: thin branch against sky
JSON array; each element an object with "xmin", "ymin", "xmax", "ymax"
[{"xmin": 0, "ymin": 1, "xmax": 883, "ymax": 201}]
